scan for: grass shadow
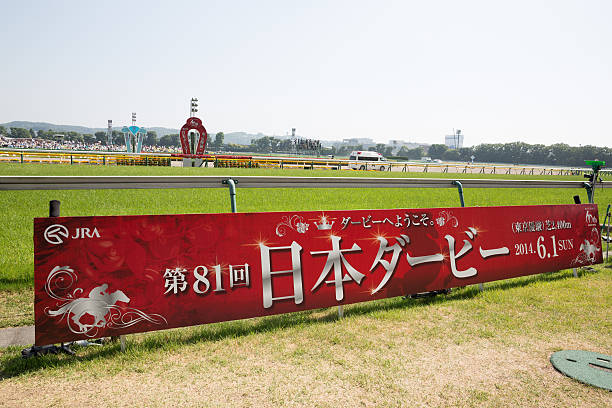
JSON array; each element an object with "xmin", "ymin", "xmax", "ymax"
[
  {"xmin": 0, "ymin": 266, "xmax": 603, "ymax": 378},
  {"xmin": 0, "ymin": 278, "xmax": 33, "ymax": 291}
]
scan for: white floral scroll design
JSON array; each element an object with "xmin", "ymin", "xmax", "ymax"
[
  {"xmin": 275, "ymin": 215, "xmax": 309, "ymax": 237},
  {"xmin": 572, "ymin": 227, "xmax": 601, "ymax": 266},
  {"xmin": 435, "ymin": 211, "xmax": 459, "ymax": 228},
  {"xmin": 44, "ymin": 266, "xmax": 167, "ymax": 337}
]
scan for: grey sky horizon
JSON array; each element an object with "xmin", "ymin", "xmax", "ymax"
[{"xmin": 1, "ymin": 0, "xmax": 610, "ymax": 147}]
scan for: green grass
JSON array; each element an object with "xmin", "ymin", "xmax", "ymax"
[
  {"xmin": 0, "ymin": 161, "xmax": 591, "ymax": 180},
  {"xmin": 0, "ymin": 266, "xmax": 610, "ymax": 407},
  {"xmin": 0, "ymin": 162, "xmax": 611, "ymax": 326},
  {"xmin": 0, "ymin": 162, "xmax": 611, "ymax": 407}
]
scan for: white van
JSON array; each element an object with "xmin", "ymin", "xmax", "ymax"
[{"xmin": 348, "ymin": 151, "xmax": 389, "ymax": 171}]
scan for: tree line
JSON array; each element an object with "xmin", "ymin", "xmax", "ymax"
[
  {"xmin": 419, "ymin": 142, "xmax": 611, "ymax": 167},
  {"xmin": 1, "ymin": 126, "xmax": 609, "ymax": 166}
]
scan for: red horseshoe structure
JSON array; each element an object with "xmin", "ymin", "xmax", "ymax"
[{"xmin": 179, "ymin": 117, "xmax": 208, "ymax": 155}]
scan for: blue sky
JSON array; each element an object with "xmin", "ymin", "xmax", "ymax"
[{"xmin": 1, "ymin": 0, "xmax": 610, "ymax": 146}]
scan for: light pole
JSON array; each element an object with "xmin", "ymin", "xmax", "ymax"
[
  {"xmin": 190, "ymin": 98, "xmax": 198, "ymax": 117},
  {"xmin": 189, "ymin": 98, "xmax": 199, "ymax": 154},
  {"xmin": 107, "ymin": 120, "xmax": 113, "ymax": 147}
]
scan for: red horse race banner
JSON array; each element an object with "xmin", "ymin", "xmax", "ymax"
[{"xmin": 34, "ymin": 204, "xmax": 603, "ymax": 345}]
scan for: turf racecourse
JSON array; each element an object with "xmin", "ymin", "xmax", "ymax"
[{"xmin": 0, "ymin": 162, "xmax": 611, "ymax": 407}]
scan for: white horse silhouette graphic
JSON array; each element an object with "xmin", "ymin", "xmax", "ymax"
[
  {"xmin": 579, "ymin": 239, "xmax": 600, "ymax": 263},
  {"xmin": 48, "ymin": 284, "xmax": 130, "ymax": 332}
]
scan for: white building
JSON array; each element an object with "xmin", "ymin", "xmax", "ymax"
[
  {"xmin": 444, "ymin": 130, "xmax": 464, "ymax": 149},
  {"xmin": 341, "ymin": 138, "xmax": 376, "ymax": 149}
]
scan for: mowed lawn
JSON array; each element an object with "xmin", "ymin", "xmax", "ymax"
[{"xmin": 0, "ymin": 162, "xmax": 611, "ymax": 407}]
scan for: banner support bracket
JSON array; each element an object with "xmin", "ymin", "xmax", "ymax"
[
  {"xmin": 453, "ymin": 181, "xmax": 482, "ymax": 291},
  {"xmin": 583, "ymin": 182, "xmax": 594, "ymax": 204},
  {"xmin": 223, "ymin": 179, "xmax": 238, "ymax": 213},
  {"xmin": 452, "ymin": 180, "xmax": 465, "ymax": 208}
]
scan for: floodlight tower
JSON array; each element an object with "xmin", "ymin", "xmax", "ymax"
[
  {"xmin": 132, "ymin": 112, "xmax": 137, "ymax": 126},
  {"xmin": 188, "ymin": 98, "xmax": 199, "ymax": 153},
  {"xmin": 190, "ymin": 98, "xmax": 198, "ymax": 117},
  {"xmin": 106, "ymin": 120, "xmax": 113, "ymax": 146},
  {"xmin": 455, "ymin": 129, "xmax": 461, "ymax": 150}
]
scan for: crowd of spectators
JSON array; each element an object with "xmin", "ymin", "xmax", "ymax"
[{"xmin": 0, "ymin": 136, "xmax": 180, "ymax": 153}]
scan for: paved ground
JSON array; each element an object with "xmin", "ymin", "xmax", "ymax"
[{"xmin": 0, "ymin": 325, "xmax": 34, "ymax": 348}]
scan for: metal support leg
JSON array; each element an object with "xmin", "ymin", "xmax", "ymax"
[
  {"xmin": 572, "ymin": 268, "xmax": 578, "ymax": 278},
  {"xmin": 223, "ymin": 179, "xmax": 238, "ymax": 213},
  {"xmin": 606, "ymin": 212, "xmax": 610, "ymax": 262},
  {"xmin": 452, "ymin": 181, "xmax": 465, "ymax": 208},
  {"xmin": 338, "ymin": 305, "xmax": 344, "ymax": 319},
  {"xmin": 120, "ymin": 335, "xmax": 126, "ymax": 352},
  {"xmin": 452, "ymin": 181, "xmax": 481, "ymax": 291},
  {"xmin": 583, "ymin": 183, "xmax": 594, "ymax": 204},
  {"xmin": 21, "ymin": 200, "xmax": 64, "ymax": 358}
]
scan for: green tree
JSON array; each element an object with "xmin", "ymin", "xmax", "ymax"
[
  {"xmin": 10, "ymin": 127, "xmax": 29, "ymax": 138},
  {"xmin": 442, "ymin": 149, "xmax": 460, "ymax": 161},
  {"xmin": 279, "ymin": 138, "xmax": 293, "ymax": 151},
  {"xmin": 408, "ymin": 147, "xmax": 425, "ymax": 159},
  {"xmin": 145, "ymin": 131, "xmax": 158, "ymax": 146},
  {"xmin": 374, "ymin": 143, "xmax": 386, "ymax": 153},
  {"xmin": 214, "ymin": 132, "xmax": 224, "ymax": 149},
  {"xmin": 159, "ymin": 134, "xmax": 180, "ymax": 147},
  {"xmin": 83, "ymin": 134, "xmax": 95, "ymax": 144},
  {"xmin": 62, "ymin": 131, "xmax": 79, "ymax": 142},
  {"xmin": 251, "ymin": 136, "xmax": 281, "ymax": 153},
  {"xmin": 0, "ymin": 126, "xmax": 6, "ymax": 136},
  {"xmin": 427, "ymin": 144, "xmax": 448, "ymax": 159},
  {"xmin": 94, "ymin": 132, "xmax": 107, "ymax": 144},
  {"xmin": 111, "ymin": 130, "xmax": 122, "ymax": 145},
  {"xmin": 457, "ymin": 147, "xmax": 474, "ymax": 162}
]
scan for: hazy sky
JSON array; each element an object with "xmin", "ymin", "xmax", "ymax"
[{"xmin": 1, "ymin": 1, "xmax": 610, "ymax": 147}]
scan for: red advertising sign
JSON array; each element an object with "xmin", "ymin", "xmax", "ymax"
[
  {"xmin": 34, "ymin": 204, "xmax": 602, "ymax": 345},
  {"xmin": 179, "ymin": 117, "xmax": 208, "ymax": 155}
]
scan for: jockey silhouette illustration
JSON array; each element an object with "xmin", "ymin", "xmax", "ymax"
[{"xmin": 48, "ymin": 283, "xmax": 130, "ymax": 332}]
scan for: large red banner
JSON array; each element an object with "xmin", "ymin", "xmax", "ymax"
[{"xmin": 34, "ymin": 204, "xmax": 602, "ymax": 345}]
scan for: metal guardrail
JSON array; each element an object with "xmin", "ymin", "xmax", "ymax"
[
  {"xmin": 2, "ymin": 149, "xmax": 606, "ymax": 175},
  {"xmin": 1, "ymin": 175, "xmax": 610, "ymax": 191}
]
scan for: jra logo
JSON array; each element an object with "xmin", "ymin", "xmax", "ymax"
[{"xmin": 44, "ymin": 224, "xmax": 100, "ymax": 245}]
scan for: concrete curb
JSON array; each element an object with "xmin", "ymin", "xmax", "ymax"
[{"xmin": 0, "ymin": 325, "xmax": 34, "ymax": 348}]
